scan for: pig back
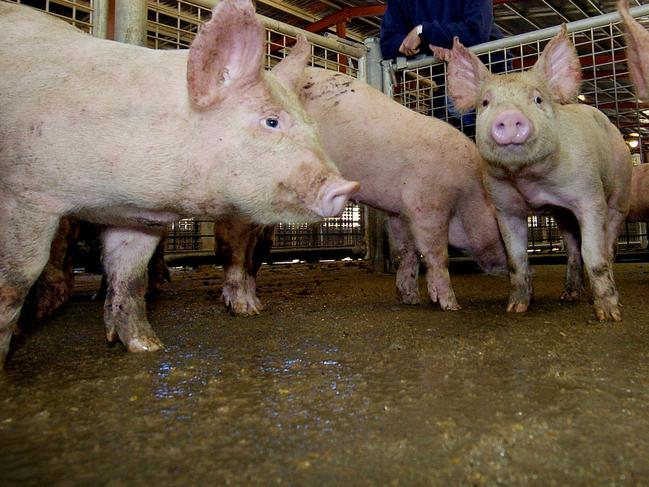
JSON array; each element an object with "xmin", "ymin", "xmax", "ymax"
[
  {"xmin": 0, "ymin": 3, "xmax": 191, "ymax": 206},
  {"xmin": 300, "ymin": 67, "xmax": 485, "ymax": 213}
]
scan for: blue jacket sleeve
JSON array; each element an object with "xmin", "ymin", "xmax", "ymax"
[
  {"xmin": 422, "ymin": 0, "xmax": 494, "ymax": 49},
  {"xmin": 379, "ymin": 1, "xmax": 411, "ymax": 60}
]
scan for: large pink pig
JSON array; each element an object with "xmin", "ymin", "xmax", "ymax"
[
  {"xmin": 0, "ymin": 0, "xmax": 359, "ymax": 367},
  {"xmin": 619, "ymin": 0, "xmax": 649, "ymax": 101},
  {"xmin": 433, "ymin": 27, "xmax": 632, "ymax": 321},
  {"xmin": 216, "ymin": 64, "xmax": 509, "ymax": 316}
]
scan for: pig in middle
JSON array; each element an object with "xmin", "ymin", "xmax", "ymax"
[
  {"xmin": 215, "ymin": 65, "xmax": 509, "ymax": 315},
  {"xmin": 434, "ymin": 27, "xmax": 632, "ymax": 320}
]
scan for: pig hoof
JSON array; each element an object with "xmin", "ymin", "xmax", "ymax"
[
  {"xmin": 399, "ymin": 294, "xmax": 421, "ymax": 305},
  {"xmin": 441, "ymin": 302, "xmax": 462, "ymax": 311},
  {"xmin": 595, "ymin": 306, "xmax": 622, "ymax": 322},
  {"xmin": 124, "ymin": 334, "xmax": 164, "ymax": 353},
  {"xmin": 507, "ymin": 301, "xmax": 529, "ymax": 313},
  {"xmin": 560, "ymin": 290, "xmax": 581, "ymax": 301},
  {"xmin": 223, "ymin": 291, "xmax": 263, "ymax": 316}
]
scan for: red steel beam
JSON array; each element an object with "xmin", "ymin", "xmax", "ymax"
[{"xmin": 306, "ymin": 5, "xmax": 386, "ymax": 34}]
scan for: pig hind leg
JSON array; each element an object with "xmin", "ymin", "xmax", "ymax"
[
  {"xmin": 102, "ymin": 227, "xmax": 165, "ymax": 352},
  {"xmin": 406, "ymin": 208, "xmax": 460, "ymax": 310},
  {"xmin": 387, "ymin": 216, "xmax": 421, "ymax": 305},
  {"xmin": 0, "ymin": 201, "xmax": 61, "ymax": 367},
  {"xmin": 554, "ymin": 211, "xmax": 586, "ymax": 301}
]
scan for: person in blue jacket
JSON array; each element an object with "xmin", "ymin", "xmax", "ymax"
[
  {"xmin": 380, "ymin": 0, "xmax": 504, "ymax": 60},
  {"xmin": 380, "ymin": 0, "xmax": 507, "ymax": 135}
]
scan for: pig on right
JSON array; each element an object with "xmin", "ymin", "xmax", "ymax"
[{"xmin": 432, "ymin": 25, "xmax": 632, "ymax": 321}]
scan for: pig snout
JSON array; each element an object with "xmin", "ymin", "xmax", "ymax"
[
  {"xmin": 491, "ymin": 110, "xmax": 532, "ymax": 145},
  {"xmin": 312, "ymin": 180, "xmax": 360, "ymax": 218}
]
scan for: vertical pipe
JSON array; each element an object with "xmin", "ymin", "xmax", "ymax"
[
  {"xmin": 361, "ymin": 38, "xmax": 390, "ymax": 272},
  {"xmin": 114, "ymin": 0, "xmax": 147, "ymax": 46},
  {"xmin": 92, "ymin": 0, "xmax": 110, "ymax": 39}
]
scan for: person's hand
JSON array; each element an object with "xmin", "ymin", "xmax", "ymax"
[{"xmin": 399, "ymin": 26, "xmax": 422, "ymax": 56}]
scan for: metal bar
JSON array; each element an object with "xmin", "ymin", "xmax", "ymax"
[
  {"xmin": 396, "ymin": 4, "xmax": 649, "ymax": 71},
  {"xmin": 174, "ymin": 0, "xmax": 367, "ymax": 58}
]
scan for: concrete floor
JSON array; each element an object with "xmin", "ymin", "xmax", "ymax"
[{"xmin": 2, "ymin": 261, "xmax": 649, "ymax": 485}]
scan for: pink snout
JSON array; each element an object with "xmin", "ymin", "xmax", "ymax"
[
  {"xmin": 312, "ymin": 180, "xmax": 360, "ymax": 218},
  {"xmin": 491, "ymin": 110, "xmax": 532, "ymax": 145}
]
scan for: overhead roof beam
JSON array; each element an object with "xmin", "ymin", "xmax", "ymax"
[{"xmin": 305, "ymin": 5, "xmax": 386, "ymax": 34}]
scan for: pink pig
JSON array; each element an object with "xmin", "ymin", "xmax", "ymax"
[
  {"xmin": 0, "ymin": 0, "xmax": 359, "ymax": 366},
  {"xmin": 433, "ymin": 27, "xmax": 632, "ymax": 321},
  {"xmin": 215, "ymin": 64, "xmax": 509, "ymax": 316}
]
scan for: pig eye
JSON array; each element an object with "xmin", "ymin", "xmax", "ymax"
[
  {"xmin": 534, "ymin": 95, "xmax": 543, "ymax": 105},
  {"xmin": 264, "ymin": 117, "xmax": 280, "ymax": 129},
  {"xmin": 482, "ymin": 99, "xmax": 489, "ymax": 108}
]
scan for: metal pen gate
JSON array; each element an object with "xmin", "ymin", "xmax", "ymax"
[
  {"xmin": 6, "ymin": 0, "xmax": 94, "ymax": 31},
  {"xmin": 386, "ymin": 5, "xmax": 649, "ymax": 257}
]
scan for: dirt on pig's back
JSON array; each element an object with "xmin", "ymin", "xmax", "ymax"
[{"xmin": 2, "ymin": 260, "xmax": 649, "ymax": 485}]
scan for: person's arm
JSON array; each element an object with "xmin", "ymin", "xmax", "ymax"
[
  {"xmin": 380, "ymin": 0, "xmax": 414, "ymax": 59},
  {"xmin": 421, "ymin": 0, "xmax": 495, "ymax": 49}
]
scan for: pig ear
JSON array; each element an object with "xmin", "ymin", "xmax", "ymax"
[
  {"xmin": 187, "ymin": 0, "xmax": 264, "ymax": 109},
  {"xmin": 619, "ymin": 0, "xmax": 649, "ymax": 101},
  {"xmin": 271, "ymin": 35, "xmax": 312, "ymax": 91},
  {"xmin": 442, "ymin": 37, "xmax": 491, "ymax": 113},
  {"xmin": 532, "ymin": 25, "xmax": 582, "ymax": 103}
]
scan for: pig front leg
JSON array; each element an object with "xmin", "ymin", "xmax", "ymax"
[
  {"xmin": 101, "ymin": 227, "xmax": 165, "ymax": 352},
  {"xmin": 387, "ymin": 216, "xmax": 421, "ymax": 304},
  {"xmin": 215, "ymin": 218, "xmax": 267, "ymax": 316},
  {"xmin": 554, "ymin": 211, "xmax": 586, "ymax": 301},
  {"xmin": 575, "ymin": 205, "xmax": 622, "ymax": 321},
  {"xmin": 484, "ymin": 177, "xmax": 532, "ymax": 312},
  {"xmin": 0, "ymin": 201, "xmax": 61, "ymax": 367},
  {"xmin": 406, "ymin": 206, "xmax": 460, "ymax": 310}
]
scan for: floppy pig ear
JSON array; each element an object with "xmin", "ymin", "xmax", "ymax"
[
  {"xmin": 442, "ymin": 37, "xmax": 491, "ymax": 113},
  {"xmin": 272, "ymin": 35, "xmax": 312, "ymax": 91},
  {"xmin": 618, "ymin": 0, "xmax": 649, "ymax": 101},
  {"xmin": 532, "ymin": 25, "xmax": 582, "ymax": 103},
  {"xmin": 187, "ymin": 0, "xmax": 264, "ymax": 109}
]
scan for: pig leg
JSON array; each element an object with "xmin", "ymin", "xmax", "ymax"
[
  {"xmin": 575, "ymin": 206, "xmax": 621, "ymax": 321},
  {"xmin": 387, "ymin": 216, "xmax": 421, "ymax": 304},
  {"xmin": 497, "ymin": 211, "xmax": 533, "ymax": 313},
  {"xmin": 554, "ymin": 211, "xmax": 585, "ymax": 301},
  {"xmin": 216, "ymin": 219, "xmax": 265, "ymax": 316},
  {"xmin": 484, "ymin": 177, "xmax": 532, "ymax": 312},
  {"xmin": 101, "ymin": 227, "xmax": 165, "ymax": 352},
  {"xmin": 605, "ymin": 207, "xmax": 627, "ymax": 259},
  {"xmin": 406, "ymin": 209, "xmax": 460, "ymax": 310},
  {"xmin": 27, "ymin": 217, "xmax": 79, "ymax": 319},
  {"xmin": 0, "ymin": 202, "xmax": 61, "ymax": 367}
]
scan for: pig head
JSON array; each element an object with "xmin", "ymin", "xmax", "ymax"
[
  {"xmin": 0, "ymin": 0, "xmax": 358, "ymax": 367},
  {"xmin": 436, "ymin": 27, "xmax": 632, "ymax": 321}
]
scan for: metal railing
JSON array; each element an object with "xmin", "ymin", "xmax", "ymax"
[
  {"xmin": 387, "ymin": 5, "xmax": 649, "ymax": 254},
  {"xmin": 5, "ymin": 0, "xmax": 94, "ymax": 32},
  {"xmin": 145, "ymin": 0, "xmax": 367, "ymax": 258}
]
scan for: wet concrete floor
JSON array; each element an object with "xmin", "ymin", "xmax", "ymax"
[{"xmin": 2, "ymin": 260, "xmax": 649, "ymax": 485}]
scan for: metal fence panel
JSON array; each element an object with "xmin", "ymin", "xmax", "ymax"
[
  {"xmin": 6, "ymin": 0, "xmax": 94, "ymax": 32},
  {"xmin": 389, "ymin": 6, "xmax": 649, "ymax": 254}
]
